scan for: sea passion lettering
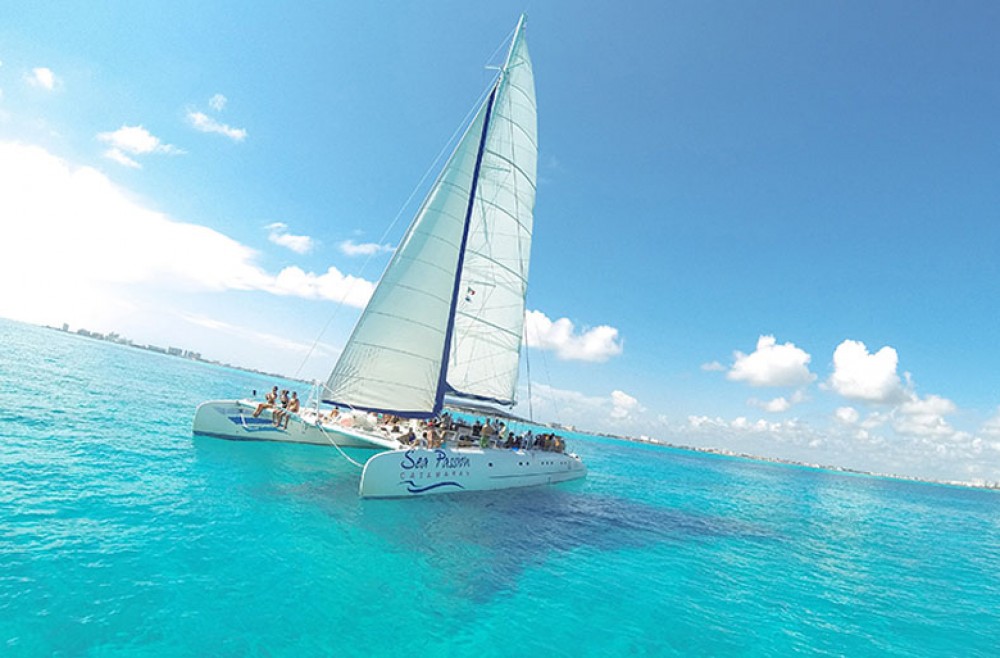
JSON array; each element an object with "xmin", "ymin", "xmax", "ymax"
[{"xmin": 399, "ymin": 449, "xmax": 471, "ymax": 471}]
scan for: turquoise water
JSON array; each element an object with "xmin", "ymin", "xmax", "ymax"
[{"xmin": 2, "ymin": 319, "xmax": 999, "ymax": 657}]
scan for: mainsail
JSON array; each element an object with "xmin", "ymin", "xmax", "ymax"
[{"xmin": 324, "ymin": 16, "xmax": 537, "ymax": 417}]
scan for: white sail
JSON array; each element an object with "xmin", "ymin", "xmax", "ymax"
[
  {"xmin": 445, "ymin": 22, "xmax": 537, "ymax": 406},
  {"xmin": 324, "ymin": 101, "xmax": 492, "ymax": 415},
  {"xmin": 325, "ymin": 17, "xmax": 536, "ymax": 416}
]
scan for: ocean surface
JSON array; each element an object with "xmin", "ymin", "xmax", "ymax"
[{"xmin": 2, "ymin": 319, "xmax": 999, "ymax": 657}]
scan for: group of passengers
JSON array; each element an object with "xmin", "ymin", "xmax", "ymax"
[
  {"xmin": 248, "ymin": 389, "xmax": 567, "ymax": 451},
  {"xmin": 388, "ymin": 413, "xmax": 566, "ymax": 453},
  {"xmin": 250, "ymin": 385, "xmax": 300, "ymax": 429}
]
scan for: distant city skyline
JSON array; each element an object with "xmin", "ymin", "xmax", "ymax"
[{"xmin": 2, "ymin": 1, "xmax": 1000, "ymax": 484}]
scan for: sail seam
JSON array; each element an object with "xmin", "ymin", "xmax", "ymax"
[
  {"xmin": 482, "ymin": 150, "xmax": 537, "ymax": 191},
  {"xmin": 471, "ymin": 196, "xmax": 535, "ymax": 236}
]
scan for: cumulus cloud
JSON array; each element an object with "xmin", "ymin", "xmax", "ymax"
[
  {"xmin": 0, "ymin": 142, "xmax": 374, "ymax": 327},
  {"xmin": 835, "ymin": 406, "xmax": 860, "ymax": 425},
  {"xmin": 339, "ymin": 239, "xmax": 394, "ymax": 257},
  {"xmin": 266, "ymin": 222, "xmax": 314, "ymax": 254},
  {"xmin": 97, "ymin": 125, "xmax": 183, "ymax": 168},
  {"xmin": 104, "ymin": 148, "xmax": 141, "ymax": 169},
  {"xmin": 750, "ymin": 390, "xmax": 806, "ymax": 413},
  {"xmin": 518, "ymin": 383, "xmax": 646, "ymax": 432},
  {"xmin": 208, "ymin": 94, "xmax": 227, "ymax": 111},
  {"xmin": 266, "ymin": 265, "xmax": 373, "ymax": 308},
  {"xmin": 610, "ymin": 390, "xmax": 643, "ymax": 420},
  {"xmin": 828, "ymin": 339, "xmax": 906, "ymax": 403},
  {"xmin": 187, "ymin": 110, "xmax": 247, "ymax": 141},
  {"xmin": 981, "ymin": 408, "xmax": 1000, "ymax": 439},
  {"xmin": 525, "ymin": 310, "xmax": 623, "ymax": 362},
  {"xmin": 26, "ymin": 67, "xmax": 57, "ymax": 90},
  {"xmin": 892, "ymin": 394, "xmax": 958, "ymax": 439},
  {"xmin": 727, "ymin": 335, "xmax": 816, "ymax": 387},
  {"xmin": 762, "ymin": 398, "xmax": 791, "ymax": 412}
]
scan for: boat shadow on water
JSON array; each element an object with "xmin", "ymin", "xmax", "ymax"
[
  {"xmin": 192, "ymin": 433, "xmax": 775, "ymax": 601},
  {"xmin": 304, "ymin": 476, "xmax": 775, "ymax": 602}
]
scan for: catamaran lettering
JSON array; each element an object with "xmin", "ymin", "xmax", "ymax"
[
  {"xmin": 400, "ymin": 450, "xmax": 429, "ymax": 470},
  {"xmin": 435, "ymin": 449, "xmax": 470, "ymax": 469}
]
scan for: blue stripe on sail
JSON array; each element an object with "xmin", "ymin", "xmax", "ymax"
[{"xmin": 432, "ymin": 84, "xmax": 500, "ymax": 418}]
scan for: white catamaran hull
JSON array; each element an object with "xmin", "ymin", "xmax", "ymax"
[
  {"xmin": 359, "ymin": 446, "xmax": 587, "ymax": 498},
  {"xmin": 191, "ymin": 400, "xmax": 396, "ymax": 450}
]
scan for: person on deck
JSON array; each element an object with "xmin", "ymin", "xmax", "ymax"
[
  {"xmin": 278, "ymin": 392, "xmax": 300, "ymax": 429},
  {"xmin": 271, "ymin": 390, "xmax": 290, "ymax": 427},
  {"xmin": 252, "ymin": 386, "xmax": 279, "ymax": 418}
]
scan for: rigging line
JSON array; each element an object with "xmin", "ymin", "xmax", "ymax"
[
  {"xmin": 485, "ymin": 23, "xmax": 519, "ymax": 72},
  {"xmin": 315, "ymin": 423, "xmax": 365, "ymax": 468},
  {"xmin": 524, "ymin": 321, "xmax": 534, "ymax": 423},
  {"xmin": 536, "ymin": 332, "xmax": 563, "ymax": 425},
  {"xmin": 291, "ymin": 75, "xmax": 500, "ymax": 380}
]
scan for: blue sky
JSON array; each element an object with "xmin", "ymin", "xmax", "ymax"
[{"xmin": 2, "ymin": 1, "xmax": 1000, "ymax": 483}]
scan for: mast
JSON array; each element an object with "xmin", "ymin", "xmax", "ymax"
[
  {"xmin": 442, "ymin": 14, "xmax": 537, "ymax": 407},
  {"xmin": 432, "ymin": 86, "xmax": 499, "ymax": 415}
]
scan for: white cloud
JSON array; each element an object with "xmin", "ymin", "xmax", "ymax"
[
  {"xmin": 755, "ymin": 397, "xmax": 789, "ymax": 413},
  {"xmin": 98, "ymin": 125, "xmax": 170, "ymax": 154},
  {"xmin": 266, "ymin": 222, "xmax": 314, "ymax": 254},
  {"xmin": 209, "ymin": 94, "xmax": 227, "ymax": 112},
  {"xmin": 26, "ymin": 67, "xmax": 56, "ymax": 90},
  {"xmin": 338, "ymin": 239, "xmax": 394, "ymax": 257},
  {"xmin": 266, "ymin": 265, "xmax": 374, "ymax": 308},
  {"xmin": 187, "ymin": 110, "xmax": 246, "ymax": 141},
  {"xmin": 701, "ymin": 361, "xmax": 725, "ymax": 372},
  {"xmin": 892, "ymin": 394, "xmax": 958, "ymax": 439},
  {"xmin": 828, "ymin": 339, "xmax": 905, "ymax": 403},
  {"xmin": 981, "ymin": 408, "xmax": 1000, "ymax": 439},
  {"xmin": 860, "ymin": 411, "xmax": 890, "ymax": 430},
  {"xmin": 103, "ymin": 148, "xmax": 141, "ymax": 169},
  {"xmin": 517, "ymin": 383, "xmax": 646, "ymax": 433},
  {"xmin": 835, "ymin": 406, "xmax": 860, "ymax": 424},
  {"xmin": 0, "ymin": 142, "xmax": 375, "ymax": 329},
  {"xmin": 524, "ymin": 309, "xmax": 623, "ymax": 362},
  {"xmin": 97, "ymin": 125, "xmax": 182, "ymax": 167},
  {"xmin": 750, "ymin": 390, "xmax": 806, "ymax": 413},
  {"xmin": 727, "ymin": 335, "xmax": 816, "ymax": 387},
  {"xmin": 610, "ymin": 389, "xmax": 643, "ymax": 420}
]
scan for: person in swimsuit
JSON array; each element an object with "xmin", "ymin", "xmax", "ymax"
[
  {"xmin": 252, "ymin": 386, "xmax": 278, "ymax": 418},
  {"xmin": 278, "ymin": 391, "xmax": 300, "ymax": 429}
]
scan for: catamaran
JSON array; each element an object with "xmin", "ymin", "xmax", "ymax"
[{"xmin": 192, "ymin": 15, "xmax": 587, "ymax": 497}]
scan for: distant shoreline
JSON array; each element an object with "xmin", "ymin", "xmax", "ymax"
[
  {"xmin": 584, "ymin": 430, "xmax": 1000, "ymax": 492},
  {"xmin": 44, "ymin": 322, "xmax": 311, "ymax": 385},
  {"xmin": 40, "ymin": 319, "xmax": 1000, "ymax": 493}
]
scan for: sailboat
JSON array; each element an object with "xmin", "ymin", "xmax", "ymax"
[{"xmin": 192, "ymin": 15, "xmax": 587, "ymax": 497}]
